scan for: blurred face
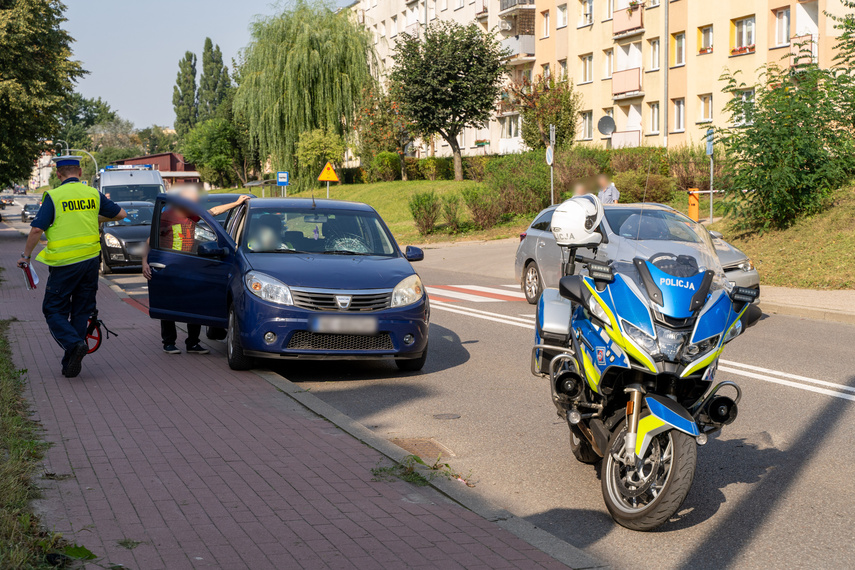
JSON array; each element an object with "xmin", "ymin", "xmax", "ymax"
[
  {"xmin": 598, "ymin": 175, "xmax": 609, "ymax": 189},
  {"xmin": 573, "ymin": 183, "xmax": 586, "ymax": 196}
]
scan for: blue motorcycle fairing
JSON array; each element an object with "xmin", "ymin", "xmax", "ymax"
[
  {"xmin": 690, "ymin": 289, "xmax": 731, "ymax": 344},
  {"xmin": 645, "ymin": 394, "xmax": 700, "ymax": 437},
  {"xmin": 645, "ymin": 261, "xmax": 708, "ymax": 319},
  {"xmin": 607, "ymin": 274, "xmax": 655, "ymax": 338},
  {"xmin": 575, "ymin": 306, "xmax": 630, "ymax": 383}
]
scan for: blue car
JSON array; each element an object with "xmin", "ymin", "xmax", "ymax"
[{"xmin": 147, "ymin": 196, "xmax": 429, "ymax": 371}]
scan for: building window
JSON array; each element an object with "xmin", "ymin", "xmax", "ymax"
[
  {"xmin": 649, "ymin": 102, "xmax": 660, "ymax": 133},
  {"xmin": 733, "ymin": 16, "xmax": 755, "ymax": 51},
  {"xmin": 736, "ymin": 89, "xmax": 754, "ymax": 124},
  {"xmin": 605, "ymin": 0, "xmax": 614, "ymax": 20},
  {"xmin": 373, "ymin": 24, "xmax": 378, "ymax": 44},
  {"xmin": 604, "ymin": 107, "xmax": 614, "ymax": 118},
  {"xmin": 700, "ymin": 94, "xmax": 713, "ymax": 122},
  {"xmin": 380, "ymin": 20, "xmax": 386, "ymax": 38},
  {"xmin": 581, "ymin": 54, "xmax": 593, "ymax": 83},
  {"xmin": 429, "ymin": 0, "xmax": 436, "ymax": 20},
  {"xmin": 391, "ymin": 16, "xmax": 398, "ymax": 37},
  {"xmin": 672, "ymin": 33, "xmax": 685, "ymax": 66},
  {"xmin": 775, "ymin": 8, "xmax": 790, "ymax": 47},
  {"xmin": 501, "ymin": 115, "xmax": 520, "ymax": 139},
  {"xmin": 649, "ymin": 38, "xmax": 660, "ymax": 70},
  {"xmin": 441, "ymin": 0, "xmax": 448, "ymax": 10},
  {"xmin": 580, "ymin": 0, "xmax": 593, "ymax": 26},
  {"xmin": 604, "ymin": 49, "xmax": 613, "ymax": 78},
  {"xmin": 557, "ymin": 4, "xmax": 568, "ymax": 28},
  {"xmin": 649, "ymin": 0, "xmax": 659, "ymax": 6},
  {"xmin": 559, "ymin": 59, "xmax": 568, "ymax": 78},
  {"xmin": 673, "ymin": 98, "xmax": 685, "ymax": 131},
  {"xmin": 542, "ymin": 63, "xmax": 551, "ymax": 78},
  {"xmin": 581, "ymin": 111, "xmax": 593, "ymax": 140},
  {"xmin": 542, "ymin": 10, "xmax": 550, "ymax": 37},
  {"xmin": 699, "ymin": 25, "xmax": 713, "ymax": 53}
]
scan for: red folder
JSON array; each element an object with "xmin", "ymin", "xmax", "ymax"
[{"xmin": 21, "ymin": 263, "xmax": 37, "ymax": 290}]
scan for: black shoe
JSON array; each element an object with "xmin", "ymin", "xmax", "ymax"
[
  {"xmin": 186, "ymin": 343, "xmax": 209, "ymax": 355},
  {"xmin": 63, "ymin": 342, "xmax": 88, "ymax": 378},
  {"xmin": 163, "ymin": 344, "xmax": 181, "ymax": 354}
]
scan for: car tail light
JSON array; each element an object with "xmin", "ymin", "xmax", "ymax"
[{"xmin": 519, "ymin": 232, "xmax": 527, "ymax": 242}]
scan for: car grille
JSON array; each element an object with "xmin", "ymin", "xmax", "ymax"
[
  {"xmin": 290, "ymin": 289, "xmax": 392, "ymax": 312},
  {"xmin": 287, "ymin": 331, "xmax": 394, "ymax": 351}
]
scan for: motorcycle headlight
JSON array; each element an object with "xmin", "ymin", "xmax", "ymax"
[
  {"xmin": 622, "ymin": 320, "xmax": 659, "ymax": 356},
  {"xmin": 684, "ymin": 335, "xmax": 720, "ymax": 361},
  {"xmin": 723, "ymin": 319, "xmax": 743, "ymax": 343},
  {"xmin": 104, "ymin": 233, "xmax": 121, "ymax": 248},
  {"xmin": 245, "ymin": 271, "xmax": 293, "ymax": 305},
  {"xmin": 654, "ymin": 325, "xmax": 688, "ymax": 362},
  {"xmin": 392, "ymin": 274, "xmax": 423, "ymax": 307},
  {"xmin": 587, "ymin": 296, "xmax": 609, "ymax": 323}
]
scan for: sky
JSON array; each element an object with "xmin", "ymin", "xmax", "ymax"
[{"xmin": 63, "ymin": 0, "xmax": 350, "ymax": 130}]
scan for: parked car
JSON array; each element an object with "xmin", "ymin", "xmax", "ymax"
[
  {"xmin": 96, "ymin": 165, "xmax": 165, "ymax": 203},
  {"xmin": 21, "ymin": 203, "xmax": 40, "ymax": 223},
  {"xmin": 99, "ymin": 201, "xmax": 154, "ymax": 274},
  {"xmin": 0, "ymin": 196, "xmax": 14, "ymax": 209},
  {"xmin": 146, "ymin": 196, "xmax": 429, "ymax": 371},
  {"xmin": 515, "ymin": 202, "xmax": 761, "ymax": 304}
]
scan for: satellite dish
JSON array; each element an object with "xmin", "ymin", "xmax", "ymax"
[{"xmin": 598, "ymin": 116, "xmax": 616, "ymax": 136}]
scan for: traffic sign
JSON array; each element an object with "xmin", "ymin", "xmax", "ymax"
[
  {"xmin": 545, "ymin": 145, "xmax": 554, "ymax": 166},
  {"xmin": 706, "ymin": 128, "xmax": 714, "ymax": 156},
  {"xmin": 318, "ymin": 162, "xmax": 339, "ymax": 183},
  {"xmin": 277, "ymin": 171, "xmax": 290, "ymax": 186}
]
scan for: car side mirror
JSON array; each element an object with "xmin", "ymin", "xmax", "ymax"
[
  {"xmin": 709, "ymin": 230, "xmax": 724, "ymax": 239},
  {"xmin": 197, "ymin": 241, "xmax": 226, "ymax": 258},
  {"xmin": 404, "ymin": 246, "xmax": 424, "ymax": 262}
]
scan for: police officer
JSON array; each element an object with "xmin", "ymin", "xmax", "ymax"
[{"xmin": 17, "ymin": 156, "xmax": 126, "ymax": 378}]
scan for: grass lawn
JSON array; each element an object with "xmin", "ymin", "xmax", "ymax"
[
  {"xmin": 217, "ymin": 180, "xmax": 532, "ymax": 245},
  {"xmin": 711, "ymin": 188, "xmax": 855, "ymax": 289}
]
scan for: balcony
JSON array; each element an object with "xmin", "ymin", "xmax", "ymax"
[
  {"xmin": 501, "ymin": 35, "xmax": 536, "ymax": 64},
  {"xmin": 404, "ymin": 22, "xmax": 420, "ymax": 37},
  {"xmin": 790, "ymin": 34, "xmax": 817, "ymax": 67},
  {"xmin": 613, "ymin": 7, "xmax": 643, "ymax": 38},
  {"xmin": 611, "ymin": 130, "xmax": 641, "ymax": 148},
  {"xmin": 612, "ymin": 68, "xmax": 643, "ymax": 99},
  {"xmin": 499, "ymin": 0, "xmax": 535, "ymax": 16},
  {"xmin": 475, "ymin": 0, "xmax": 488, "ymax": 20}
]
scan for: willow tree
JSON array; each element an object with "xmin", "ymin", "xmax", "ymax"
[{"xmin": 234, "ymin": 1, "xmax": 374, "ymax": 180}]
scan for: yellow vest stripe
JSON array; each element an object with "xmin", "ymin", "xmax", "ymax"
[{"xmin": 172, "ymin": 223, "xmax": 183, "ymax": 250}]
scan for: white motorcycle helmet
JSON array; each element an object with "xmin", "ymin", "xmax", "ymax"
[{"xmin": 550, "ymin": 194, "xmax": 605, "ymax": 247}]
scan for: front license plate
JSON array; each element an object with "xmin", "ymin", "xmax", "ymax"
[{"xmin": 311, "ymin": 316, "xmax": 378, "ymax": 335}]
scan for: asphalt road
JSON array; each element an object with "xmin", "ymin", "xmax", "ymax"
[{"xmin": 12, "ymin": 196, "xmax": 853, "ymax": 569}]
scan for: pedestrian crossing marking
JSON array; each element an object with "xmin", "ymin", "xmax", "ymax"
[{"xmin": 426, "ymin": 285, "xmax": 527, "ymax": 304}]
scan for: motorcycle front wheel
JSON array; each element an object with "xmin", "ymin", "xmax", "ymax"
[{"xmin": 601, "ymin": 423, "xmax": 697, "ymax": 531}]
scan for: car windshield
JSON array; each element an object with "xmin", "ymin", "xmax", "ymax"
[
  {"xmin": 243, "ymin": 207, "xmax": 397, "ymax": 256},
  {"xmin": 199, "ymin": 196, "xmax": 243, "ymax": 224},
  {"xmin": 106, "ymin": 205, "xmax": 154, "ymax": 227},
  {"xmin": 101, "ymin": 184, "xmax": 163, "ymax": 203},
  {"xmin": 24, "ymin": 205, "xmax": 39, "ymax": 211}
]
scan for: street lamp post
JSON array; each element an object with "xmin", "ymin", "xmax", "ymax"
[
  {"xmin": 55, "ymin": 140, "xmax": 70, "ymax": 155},
  {"xmin": 69, "ymin": 149, "xmax": 99, "ymax": 185}
]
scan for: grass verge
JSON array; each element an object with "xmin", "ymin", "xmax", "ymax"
[{"xmin": 712, "ymin": 188, "xmax": 855, "ymax": 289}]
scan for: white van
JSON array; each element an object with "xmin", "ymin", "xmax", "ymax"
[{"xmin": 96, "ymin": 165, "xmax": 165, "ymax": 203}]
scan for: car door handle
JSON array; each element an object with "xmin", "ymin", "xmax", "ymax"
[
  {"xmin": 538, "ymin": 242, "xmax": 545, "ymax": 248},
  {"xmin": 149, "ymin": 263, "xmax": 166, "ymax": 269}
]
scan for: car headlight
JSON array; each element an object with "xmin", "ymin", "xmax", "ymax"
[
  {"xmin": 684, "ymin": 335, "xmax": 720, "ymax": 361},
  {"xmin": 104, "ymin": 233, "xmax": 121, "ymax": 248},
  {"xmin": 391, "ymin": 274, "xmax": 423, "ymax": 307},
  {"xmin": 723, "ymin": 319, "xmax": 743, "ymax": 343},
  {"xmin": 245, "ymin": 271, "xmax": 293, "ymax": 305},
  {"xmin": 738, "ymin": 259, "xmax": 755, "ymax": 272},
  {"xmin": 622, "ymin": 320, "xmax": 659, "ymax": 356}
]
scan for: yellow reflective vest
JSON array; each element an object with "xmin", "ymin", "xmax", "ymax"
[{"xmin": 36, "ymin": 183, "xmax": 102, "ymax": 267}]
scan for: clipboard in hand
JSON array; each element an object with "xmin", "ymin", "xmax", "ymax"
[{"xmin": 21, "ymin": 263, "xmax": 38, "ymax": 290}]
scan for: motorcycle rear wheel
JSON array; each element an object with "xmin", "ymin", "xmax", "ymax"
[{"xmin": 601, "ymin": 423, "xmax": 696, "ymax": 531}]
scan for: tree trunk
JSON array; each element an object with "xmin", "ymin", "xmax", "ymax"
[
  {"xmin": 446, "ymin": 138, "xmax": 463, "ymax": 181},
  {"xmin": 399, "ymin": 151, "xmax": 408, "ymax": 181}
]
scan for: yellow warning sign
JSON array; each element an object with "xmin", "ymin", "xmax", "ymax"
[{"xmin": 317, "ymin": 162, "xmax": 339, "ymax": 182}]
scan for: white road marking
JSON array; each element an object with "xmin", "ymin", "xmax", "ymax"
[
  {"xmin": 719, "ymin": 366, "xmax": 855, "ymax": 403},
  {"xmin": 518, "ymin": 314, "xmax": 537, "ymax": 319},
  {"xmin": 720, "ymin": 360, "xmax": 855, "ymax": 395},
  {"xmin": 501, "ymin": 284, "xmax": 519, "ymax": 289},
  {"xmin": 426, "ymin": 287, "xmax": 497, "ymax": 303},
  {"xmin": 431, "ymin": 301, "xmax": 536, "ymax": 329},
  {"xmin": 452, "ymin": 285, "xmax": 527, "ymax": 300}
]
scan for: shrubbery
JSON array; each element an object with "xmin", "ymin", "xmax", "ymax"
[
  {"xmin": 408, "ymin": 190, "xmax": 442, "ymax": 235},
  {"xmin": 483, "ymin": 151, "xmax": 550, "ymax": 215},
  {"xmin": 366, "ymin": 151, "xmax": 401, "ymax": 182},
  {"xmin": 461, "ymin": 187, "xmax": 503, "ymax": 229},
  {"xmin": 612, "ymin": 169, "xmax": 675, "ymax": 203},
  {"xmin": 418, "ymin": 156, "xmax": 453, "ymax": 181},
  {"xmin": 441, "ymin": 194, "xmax": 463, "ymax": 233}
]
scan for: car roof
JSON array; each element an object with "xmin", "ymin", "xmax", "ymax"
[
  {"xmin": 116, "ymin": 201, "xmax": 154, "ymax": 207},
  {"xmin": 99, "ymin": 170, "xmax": 164, "ymax": 185},
  {"xmin": 247, "ymin": 198, "xmax": 376, "ymax": 212},
  {"xmin": 201, "ymin": 193, "xmax": 252, "ymax": 201}
]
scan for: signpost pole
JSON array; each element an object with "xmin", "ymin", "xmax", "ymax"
[
  {"xmin": 326, "ymin": 180, "xmax": 330, "ymax": 199},
  {"xmin": 549, "ymin": 124, "xmax": 556, "ymax": 205},
  {"xmin": 706, "ymin": 128, "xmax": 714, "ymax": 223}
]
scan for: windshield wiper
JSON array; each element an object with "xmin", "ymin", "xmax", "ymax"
[{"xmin": 322, "ymin": 249, "xmax": 371, "ymax": 256}]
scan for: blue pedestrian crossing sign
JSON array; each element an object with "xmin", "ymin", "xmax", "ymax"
[{"xmin": 277, "ymin": 171, "xmax": 290, "ymax": 186}]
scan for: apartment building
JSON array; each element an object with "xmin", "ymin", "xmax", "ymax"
[
  {"xmin": 352, "ymin": 0, "xmax": 538, "ymax": 156},
  {"xmin": 533, "ymin": 0, "xmax": 847, "ymax": 148}
]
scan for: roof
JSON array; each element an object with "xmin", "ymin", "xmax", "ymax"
[
  {"xmin": 247, "ymin": 198, "xmax": 375, "ymax": 212},
  {"xmin": 116, "ymin": 201, "xmax": 155, "ymax": 207},
  {"xmin": 200, "ymin": 193, "xmax": 252, "ymax": 202}
]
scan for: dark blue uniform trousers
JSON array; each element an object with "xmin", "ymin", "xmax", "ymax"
[{"xmin": 42, "ymin": 256, "xmax": 99, "ymax": 367}]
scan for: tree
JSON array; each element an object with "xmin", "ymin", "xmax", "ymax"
[
  {"xmin": 182, "ymin": 119, "xmax": 242, "ymax": 187},
  {"xmin": 390, "ymin": 21, "xmax": 507, "ymax": 181},
  {"xmin": 55, "ymin": 93, "xmax": 118, "ymax": 150},
  {"xmin": 88, "ymin": 118, "xmax": 139, "ymax": 150},
  {"xmin": 234, "ymin": 0, "xmax": 374, "ymax": 177},
  {"xmin": 197, "ymin": 37, "xmax": 231, "ymax": 122},
  {"xmin": 173, "ymin": 51, "xmax": 198, "ymax": 138},
  {"xmin": 0, "ymin": 0, "xmax": 85, "ymax": 187},
  {"xmin": 506, "ymin": 75, "xmax": 583, "ymax": 150},
  {"xmin": 138, "ymin": 125, "xmax": 178, "ymax": 155},
  {"xmin": 354, "ymin": 84, "xmax": 415, "ymax": 180},
  {"xmin": 294, "ymin": 128, "xmax": 346, "ymax": 178}
]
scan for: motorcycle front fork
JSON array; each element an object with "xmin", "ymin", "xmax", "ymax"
[{"xmin": 623, "ymin": 384, "xmax": 645, "ymax": 459}]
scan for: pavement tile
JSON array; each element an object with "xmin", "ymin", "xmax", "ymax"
[{"xmin": 0, "ymin": 234, "xmax": 569, "ymax": 569}]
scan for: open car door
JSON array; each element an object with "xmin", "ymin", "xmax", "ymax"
[{"xmin": 147, "ymin": 195, "xmax": 234, "ymax": 327}]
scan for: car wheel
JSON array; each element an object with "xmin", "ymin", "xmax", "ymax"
[
  {"xmin": 522, "ymin": 262, "xmax": 543, "ymax": 305},
  {"xmin": 396, "ymin": 348, "xmax": 427, "ymax": 372},
  {"xmin": 206, "ymin": 326, "xmax": 227, "ymax": 341},
  {"xmin": 226, "ymin": 307, "xmax": 254, "ymax": 371},
  {"xmin": 100, "ymin": 254, "xmax": 112, "ymax": 275}
]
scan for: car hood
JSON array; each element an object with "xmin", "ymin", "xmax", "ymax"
[
  {"xmin": 103, "ymin": 225, "xmax": 151, "ymax": 242},
  {"xmin": 244, "ymin": 252, "xmax": 415, "ymax": 290},
  {"xmin": 711, "ymin": 237, "xmax": 748, "ymax": 268}
]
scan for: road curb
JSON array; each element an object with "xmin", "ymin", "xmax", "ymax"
[
  {"xmin": 759, "ymin": 301, "xmax": 855, "ymax": 326},
  {"xmin": 252, "ymin": 369, "xmax": 606, "ymax": 570}
]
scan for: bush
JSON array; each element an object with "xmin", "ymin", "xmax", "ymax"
[
  {"xmin": 441, "ymin": 194, "xmax": 463, "ymax": 232},
  {"xmin": 341, "ymin": 166, "xmax": 364, "ymax": 184},
  {"xmin": 462, "ymin": 186, "xmax": 503, "ymax": 229},
  {"xmin": 366, "ymin": 151, "xmax": 401, "ymax": 182},
  {"xmin": 610, "ymin": 147, "xmax": 669, "ymax": 176},
  {"xmin": 554, "ymin": 148, "xmax": 599, "ymax": 192},
  {"xmin": 483, "ymin": 151, "xmax": 550, "ymax": 214},
  {"xmin": 463, "ymin": 156, "xmax": 491, "ymax": 182},
  {"xmin": 409, "ymin": 190, "xmax": 441, "ymax": 235},
  {"xmin": 418, "ymin": 157, "xmax": 453, "ymax": 181},
  {"xmin": 668, "ymin": 144, "xmax": 732, "ymax": 193},
  {"xmin": 404, "ymin": 157, "xmax": 425, "ymax": 181},
  {"xmin": 613, "ymin": 169, "xmax": 675, "ymax": 203}
]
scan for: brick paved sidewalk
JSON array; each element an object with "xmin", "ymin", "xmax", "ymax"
[{"xmin": 0, "ymin": 226, "xmax": 569, "ymax": 570}]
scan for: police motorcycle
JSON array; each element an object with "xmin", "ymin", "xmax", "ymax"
[{"xmin": 532, "ymin": 195, "xmax": 758, "ymax": 531}]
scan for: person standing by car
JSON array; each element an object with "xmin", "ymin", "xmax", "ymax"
[
  {"xmin": 597, "ymin": 174, "xmax": 620, "ymax": 204},
  {"xmin": 17, "ymin": 156, "xmax": 126, "ymax": 378},
  {"xmin": 142, "ymin": 185, "xmax": 249, "ymax": 354}
]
